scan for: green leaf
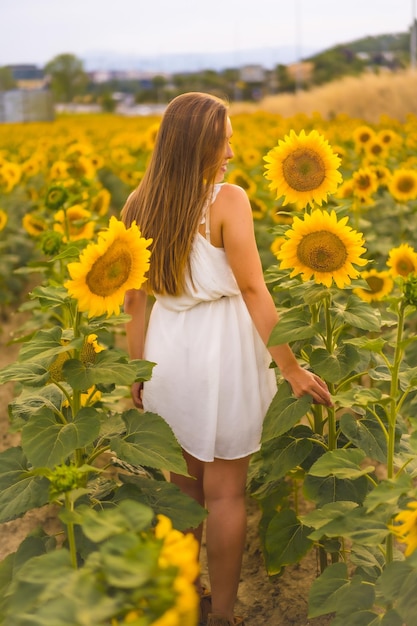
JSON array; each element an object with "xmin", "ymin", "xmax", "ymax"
[
  {"xmin": 8, "ymin": 385, "xmax": 64, "ymax": 425},
  {"xmin": 73, "ymin": 500, "xmax": 154, "ymax": 542},
  {"xmin": 378, "ymin": 561, "xmax": 417, "ymax": 625},
  {"xmin": 261, "ymin": 381, "xmax": 313, "ymax": 442},
  {"xmin": 18, "ymin": 327, "xmax": 78, "ymax": 363},
  {"xmin": 302, "ymin": 502, "xmax": 388, "ymax": 545},
  {"xmin": 309, "ymin": 449, "xmax": 375, "ymax": 480},
  {"xmin": 110, "ymin": 409, "xmax": 188, "ymax": 475},
  {"xmin": 301, "ymin": 501, "xmax": 358, "ymax": 533},
  {"xmin": 308, "ymin": 562, "xmax": 349, "ymax": 617},
  {"xmin": 259, "ymin": 435, "xmax": 312, "ymax": 480},
  {"xmin": 21, "ymin": 407, "xmax": 101, "ymax": 468},
  {"xmin": 303, "ymin": 473, "xmax": 369, "ymax": 507},
  {"xmin": 310, "ymin": 344, "xmax": 361, "ymax": 383},
  {"xmin": 63, "ymin": 351, "xmax": 154, "ymax": 390},
  {"xmin": 264, "ymin": 508, "xmax": 313, "ymax": 575},
  {"xmin": 344, "ymin": 336, "xmax": 386, "ymax": 354},
  {"xmin": 0, "ymin": 361, "xmax": 50, "ymax": 387},
  {"xmin": 30, "ymin": 284, "xmax": 73, "ymax": 309},
  {"xmin": 0, "ymin": 447, "xmax": 50, "ymax": 523},
  {"xmin": 340, "ymin": 413, "xmax": 387, "ymax": 464},
  {"xmin": 308, "ymin": 562, "xmax": 375, "ymax": 619},
  {"xmin": 331, "ymin": 296, "xmax": 381, "ymax": 332},
  {"xmin": 268, "ymin": 308, "xmax": 319, "ymax": 345},
  {"xmin": 99, "ymin": 534, "xmax": 158, "ymax": 588},
  {"xmin": 115, "ymin": 477, "xmax": 207, "ymax": 531}
]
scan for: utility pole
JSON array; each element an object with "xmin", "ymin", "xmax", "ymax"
[
  {"xmin": 411, "ymin": 0, "xmax": 417, "ymax": 70},
  {"xmin": 295, "ymin": 0, "xmax": 303, "ymax": 92}
]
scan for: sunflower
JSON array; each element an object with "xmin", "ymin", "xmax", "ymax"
[
  {"xmin": 22, "ymin": 213, "xmax": 47, "ymax": 237},
  {"xmin": 352, "ymin": 167, "xmax": 379, "ymax": 201},
  {"xmin": 227, "ymin": 168, "xmax": 257, "ymax": 196},
  {"xmin": 270, "ymin": 236, "xmax": 286, "ymax": 259},
  {"xmin": 388, "ymin": 168, "xmax": 417, "ymax": 203},
  {"xmin": 50, "ymin": 160, "xmax": 70, "ymax": 180},
  {"xmin": 0, "ymin": 208, "xmax": 7, "ymax": 231},
  {"xmin": 387, "ymin": 243, "xmax": 417, "ymax": 278},
  {"xmin": 91, "ymin": 188, "xmax": 111, "ymax": 216},
  {"xmin": 277, "ymin": 209, "xmax": 367, "ymax": 288},
  {"xmin": 370, "ymin": 165, "xmax": 391, "ymax": 189},
  {"xmin": 353, "ymin": 269, "xmax": 394, "ymax": 302},
  {"xmin": 352, "ymin": 125, "xmax": 375, "ymax": 151},
  {"xmin": 240, "ymin": 147, "xmax": 262, "ymax": 168},
  {"xmin": 364, "ymin": 138, "xmax": 389, "ymax": 162},
  {"xmin": 65, "ymin": 216, "xmax": 152, "ymax": 317},
  {"xmin": 54, "ymin": 205, "xmax": 95, "ymax": 242},
  {"xmin": 263, "ymin": 129, "xmax": 342, "ymax": 208},
  {"xmin": 249, "ymin": 196, "xmax": 267, "ymax": 220},
  {"xmin": 388, "ymin": 500, "xmax": 417, "ymax": 556}
]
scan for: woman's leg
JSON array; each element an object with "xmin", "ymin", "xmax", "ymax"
[
  {"xmin": 203, "ymin": 456, "xmax": 250, "ymax": 621},
  {"xmin": 171, "ymin": 452, "xmax": 250, "ymax": 621}
]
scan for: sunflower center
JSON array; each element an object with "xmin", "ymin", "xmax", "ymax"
[
  {"xmin": 297, "ymin": 230, "xmax": 348, "ymax": 272},
  {"xmin": 282, "ymin": 148, "xmax": 325, "ymax": 191},
  {"xmin": 85, "ymin": 241, "xmax": 132, "ymax": 296},
  {"xmin": 396, "ymin": 257, "xmax": 415, "ymax": 276},
  {"xmin": 366, "ymin": 275, "xmax": 383, "ymax": 293},
  {"xmin": 398, "ymin": 176, "xmax": 415, "ymax": 193}
]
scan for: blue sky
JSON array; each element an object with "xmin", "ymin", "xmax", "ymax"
[{"xmin": 1, "ymin": 0, "xmax": 414, "ymax": 68}]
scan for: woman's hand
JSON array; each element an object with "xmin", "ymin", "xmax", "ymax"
[
  {"xmin": 283, "ymin": 365, "xmax": 333, "ymax": 407},
  {"xmin": 131, "ymin": 382, "xmax": 144, "ymax": 409}
]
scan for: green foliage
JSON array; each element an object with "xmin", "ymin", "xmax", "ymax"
[
  {"xmin": 250, "ymin": 194, "xmax": 417, "ymax": 620},
  {"xmin": 0, "ymin": 191, "xmax": 205, "ymax": 625},
  {"xmin": 44, "ymin": 53, "xmax": 88, "ymax": 103}
]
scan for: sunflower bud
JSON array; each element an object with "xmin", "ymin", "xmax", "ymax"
[
  {"xmin": 48, "ymin": 463, "xmax": 84, "ymax": 498},
  {"xmin": 40, "ymin": 230, "xmax": 63, "ymax": 256},
  {"xmin": 45, "ymin": 185, "xmax": 69, "ymax": 210}
]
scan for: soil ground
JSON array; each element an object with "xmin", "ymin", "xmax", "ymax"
[{"xmin": 0, "ymin": 309, "xmax": 332, "ymax": 626}]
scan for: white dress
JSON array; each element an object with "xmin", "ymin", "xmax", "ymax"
[{"xmin": 142, "ymin": 184, "xmax": 277, "ymax": 462}]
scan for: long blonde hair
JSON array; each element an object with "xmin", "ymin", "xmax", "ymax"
[{"xmin": 121, "ymin": 92, "xmax": 228, "ymax": 295}]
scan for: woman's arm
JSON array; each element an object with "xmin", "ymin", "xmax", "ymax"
[
  {"xmin": 220, "ymin": 184, "xmax": 332, "ymax": 407},
  {"xmin": 124, "ymin": 288, "xmax": 148, "ymax": 408}
]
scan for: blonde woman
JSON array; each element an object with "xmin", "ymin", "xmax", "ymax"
[{"xmin": 122, "ymin": 92, "xmax": 331, "ymax": 626}]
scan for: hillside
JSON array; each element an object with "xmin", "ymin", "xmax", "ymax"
[{"xmin": 230, "ymin": 68, "xmax": 417, "ymax": 123}]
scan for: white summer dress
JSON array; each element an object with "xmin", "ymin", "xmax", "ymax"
[{"xmin": 142, "ymin": 184, "xmax": 277, "ymax": 462}]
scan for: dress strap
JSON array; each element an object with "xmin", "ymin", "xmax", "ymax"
[
  {"xmin": 200, "ymin": 184, "xmax": 222, "ymax": 243},
  {"xmin": 205, "ymin": 206, "xmax": 211, "ymax": 242}
]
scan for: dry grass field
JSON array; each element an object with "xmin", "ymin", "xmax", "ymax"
[{"xmin": 230, "ymin": 68, "xmax": 417, "ymax": 123}]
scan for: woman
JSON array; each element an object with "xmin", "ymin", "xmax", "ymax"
[{"xmin": 122, "ymin": 92, "xmax": 332, "ymax": 626}]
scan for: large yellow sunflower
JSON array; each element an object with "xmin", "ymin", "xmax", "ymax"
[
  {"xmin": 387, "ymin": 243, "xmax": 417, "ymax": 278},
  {"xmin": 353, "ymin": 269, "xmax": 394, "ymax": 302},
  {"xmin": 263, "ymin": 129, "xmax": 342, "ymax": 208},
  {"xmin": 277, "ymin": 209, "xmax": 367, "ymax": 288},
  {"xmin": 65, "ymin": 216, "xmax": 152, "ymax": 317},
  {"xmin": 388, "ymin": 168, "xmax": 417, "ymax": 203}
]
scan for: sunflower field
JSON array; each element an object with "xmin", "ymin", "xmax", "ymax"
[{"xmin": 2, "ymin": 109, "xmax": 417, "ymax": 625}]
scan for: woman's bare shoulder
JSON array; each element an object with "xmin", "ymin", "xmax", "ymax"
[{"xmin": 217, "ymin": 182, "xmax": 248, "ymax": 201}]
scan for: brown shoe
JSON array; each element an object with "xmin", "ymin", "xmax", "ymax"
[{"xmin": 207, "ymin": 614, "xmax": 245, "ymax": 626}]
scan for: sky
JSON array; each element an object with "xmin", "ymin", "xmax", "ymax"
[{"xmin": 1, "ymin": 0, "xmax": 415, "ymax": 70}]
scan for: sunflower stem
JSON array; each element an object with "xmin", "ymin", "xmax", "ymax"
[
  {"xmin": 65, "ymin": 492, "xmax": 78, "ymax": 569},
  {"xmin": 385, "ymin": 298, "xmax": 405, "ymax": 565}
]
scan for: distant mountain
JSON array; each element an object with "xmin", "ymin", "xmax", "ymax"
[{"xmin": 81, "ymin": 45, "xmax": 322, "ymax": 74}]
